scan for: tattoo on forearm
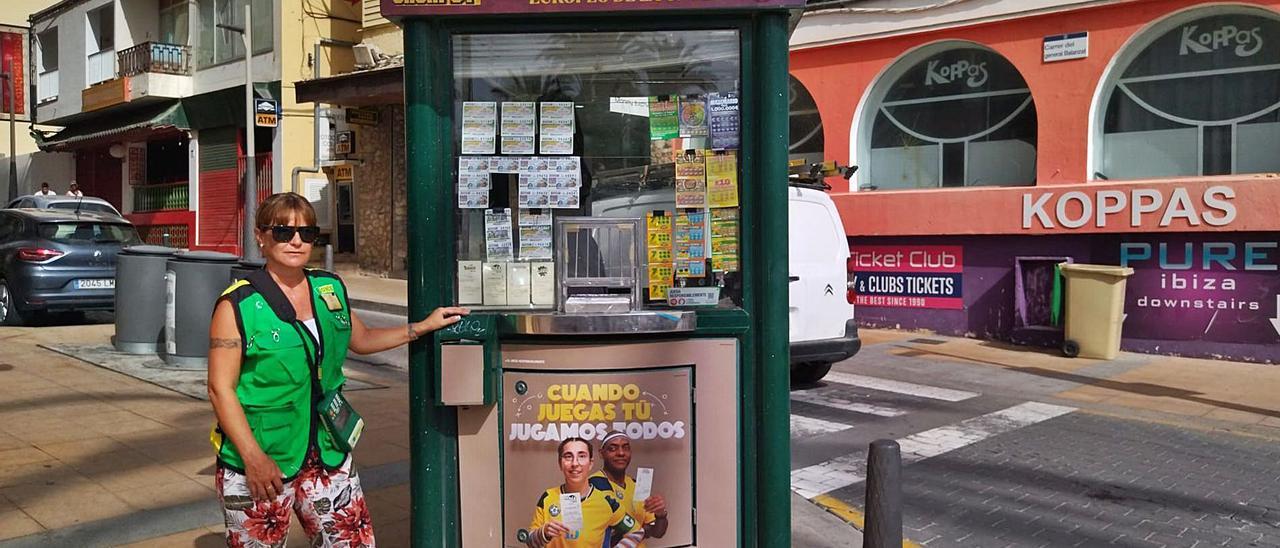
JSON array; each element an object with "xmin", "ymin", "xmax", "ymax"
[{"xmin": 210, "ymin": 338, "xmax": 241, "ymax": 349}]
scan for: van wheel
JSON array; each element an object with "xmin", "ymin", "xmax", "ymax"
[
  {"xmin": 791, "ymin": 362, "xmax": 833, "ymax": 385},
  {"xmin": 0, "ymin": 281, "xmax": 26, "ymax": 327}
]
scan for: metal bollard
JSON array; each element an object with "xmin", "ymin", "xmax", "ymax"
[
  {"xmin": 324, "ymin": 243, "xmax": 334, "ymax": 272},
  {"xmin": 864, "ymin": 439, "xmax": 903, "ymax": 548}
]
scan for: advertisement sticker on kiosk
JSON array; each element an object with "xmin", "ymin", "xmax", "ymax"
[{"xmin": 503, "ymin": 369, "xmax": 694, "ymax": 547}]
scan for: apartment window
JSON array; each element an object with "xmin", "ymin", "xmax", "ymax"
[
  {"xmin": 197, "ymin": 0, "xmax": 273, "ymax": 69},
  {"xmin": 36, "ymin": 29, "xmax": 58, "ymax": 103},
  {"xmin": 85, "ymin": 6, "xmax": 115, "ymax": 85},
  {"xmin": 87, "ymin": 6, "xmax": 113, "ymax": 53},
  {"xmin": 859, "ymin": 42, "xmax": 1037, "ymax": 190},
  {"xmin": 1097, "ymin": 7, "xmax": 1280, "ymax": 179},
  {"xmin": 160, "ymin": 0, "xmax": 189, "ymax": 45}
]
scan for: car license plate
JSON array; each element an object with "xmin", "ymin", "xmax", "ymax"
[{"xmin": 76, "ymin": 279, "xmax": 115, "ymax": 290}]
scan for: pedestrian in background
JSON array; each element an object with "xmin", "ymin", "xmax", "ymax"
[
  {"xmin": 207, "ymin": 192, "xmax": 468, "ymax": 546},
  {"xmin": 65, "ymin": 182, "xmax": 82, "ymax": 197},
  {"xmin": 34, "ymin": 182, "xmax": 55, "ymax": 196}
]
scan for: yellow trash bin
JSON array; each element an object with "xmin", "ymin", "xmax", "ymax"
[{"xmin": 1059, "ymin": 263, "xmax": 1135, "ymax": 359}]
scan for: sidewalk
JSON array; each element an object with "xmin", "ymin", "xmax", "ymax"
[
  {"xmin": 0, "ymin": 321, "xmax": 413, "ymax": 548},
  {"xmin": 0, "ymin": 306, "xmax": 859, "ymax": 547}
]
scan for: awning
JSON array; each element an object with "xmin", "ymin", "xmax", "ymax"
[
  {"xmin": 183, "ymin": 82, "xmax": 281, "ymax": 130},
  {"xmin": 294, "ymin": 66, "xmax": 404, "ymax": 106},
  {"xmin": 33, "ymin": 101, "xmax": 189, "ymax": 152}
]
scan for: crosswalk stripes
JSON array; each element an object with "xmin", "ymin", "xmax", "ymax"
[
  {"xmin": 790, "ymin": 401, "xmax": 1076, "ymax": 499},
  {"xmin": 821, "ymin": 371, "xmax": 980, "ymax": 402},
  {"xmin": 790, "ymin": 414, "xmax": 853, "ymax": 438},
  {"xmin": 790, "ymin": 389, "xmax": 907, "ymax": 417}
]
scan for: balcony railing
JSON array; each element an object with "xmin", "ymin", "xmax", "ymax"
[
  {"xmin": 118, "ymin": 42, "xmax": 191, "ymax": 77},
  {"xmin": 132, "ymin": 181, "xmax": 189, "ymax": 213},
  {"xmin": 86, "ymin": 49, "xmax": 116, "ymax": 86},
  {"xmin": 37, "ymin": 70, "xmax": 58, "ymax": 103}
]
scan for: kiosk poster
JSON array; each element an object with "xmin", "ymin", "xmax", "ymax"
[
  {"xmin": 674, "ymin": 150, "xmax": 707, "ymax": 208},
  {"xmin": 705, "ymin": 152, "xmax": 739, "ymax": 208},
  {"xmin": 462, "ymin": 101, "xmax": 497, "ymax": 155},
  {"xmin": 539, "ymin": 102, "xmax": 576, "ymax": 155},
  {"xmin": 503, "ymin": 369, "xmax": 694, "ymax": 548},
  {"xmin": 711, "ymin": 208, "xmax": 740, "ymax": 273},
  {"xmin": 708, "ymin": 92, "xmax": 740, "ymax": 150},
  {"xmin": 849, "ymin": 245, "xmax": 964, "ymax": 309},
  {"xmin": 678, "ymin": 96, "xmax": 708, "ymax": 138},
  {"xmin": 649, "ymin": 97, "xmax": 679, "ymax": 140},
  {"xmin": 646, "ymin": 212, "xmax": 674, "ymax": 300}
]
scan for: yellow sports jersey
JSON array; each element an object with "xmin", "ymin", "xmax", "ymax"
[
  {"xmin": 590, "ymin": 471, "xmax": 658, "ymax": 527},
  {"xmin": 526, "ymin": 476, "xmax": 640, "ymax": 548}
]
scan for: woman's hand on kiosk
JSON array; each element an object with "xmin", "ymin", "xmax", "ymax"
[
  {"xmin": 412, "ymin": 306, "xmax": 471, "ymax": 337},
  {"xmin": 243, "ymin": 450, "xmax": 284, "ymax": 501}
]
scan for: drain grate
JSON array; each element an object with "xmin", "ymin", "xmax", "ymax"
[{"xmin": 907, "ymin": 338, "xmax": 946, "ymax": 345}]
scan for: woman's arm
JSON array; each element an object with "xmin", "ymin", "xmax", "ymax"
[
  {"xmin": 208, "ymin": 299, "xmax": 283, "ymax": 501},
  {"xmin": 347, "ymin": 306, "xmax": 470, "ymax": 355}
]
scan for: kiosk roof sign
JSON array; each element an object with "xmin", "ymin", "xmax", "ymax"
[{"xmin": 382, "ymin": 0, "xmax": 803, "ymax": 17}]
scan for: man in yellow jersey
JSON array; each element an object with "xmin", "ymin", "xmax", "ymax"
[
  {"xmin": 591, "ymin": 431, "xmax": 669, "ymax": 545},
  {"xmin": 523, "ymin": 437, "xmax": 645, "ymax": 548}
]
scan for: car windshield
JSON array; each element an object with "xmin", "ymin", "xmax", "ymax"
[
  {"xmin": 47, "ymin": 202, "xmax": 118, "ymax": 216},
  {"xmin": 38, "ymin": 222, "xmax": 141, "ymax": 244}
]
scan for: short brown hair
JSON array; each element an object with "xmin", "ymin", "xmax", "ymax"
[
  {"xmin": 558, "ymin": 437, "xmax": 593, "ymax": 458},
  {"xmin": 256, "ymin": 192, "xmax": 317, "ymax": 228}
]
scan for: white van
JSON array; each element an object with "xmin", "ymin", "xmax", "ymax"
[
  {"xmin": 590, "ymin": 162, "xmax": 861, "ymax": 384},
  {"xmin": 787, "ymin": 172, "xmax": 860, "ymax": 384}
]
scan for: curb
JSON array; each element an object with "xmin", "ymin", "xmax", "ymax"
[
  {"xmin": 350, "ymin": 298, "xmax": 408, "ymax": 316},
  {"xmin": 810, "ymin": 494, "xmax": 923, "ymax": 548}
]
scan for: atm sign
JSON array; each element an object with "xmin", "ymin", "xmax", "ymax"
[{"xmin": 255, "ymin": 99, "xmax": 279, "ymax": 128}]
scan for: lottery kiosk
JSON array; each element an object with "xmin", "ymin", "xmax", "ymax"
[{"xmin": 383, "ymin": 0, "xmax": 799, "ymax": 545}]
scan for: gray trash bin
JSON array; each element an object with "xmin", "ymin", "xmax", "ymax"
[
  {"xmin": 112, "ymin": 245, "xmax": 179, "ymax": 354},
  {"xmin": 163, "ymin": 250, "xmax": 238, "ymax": 369},
  {"xmin": 231, "ymin": 258, "xmax": 266, "ymax": 282}
]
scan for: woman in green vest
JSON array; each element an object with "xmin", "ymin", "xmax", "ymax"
[{"xmin": 208, "ymin": 192, "xmax": 467, "ymax": 547}]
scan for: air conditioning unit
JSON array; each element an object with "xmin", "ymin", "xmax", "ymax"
[{"xmin": 353, "ymin": 44, "xmax": 376, "ymax": 69}]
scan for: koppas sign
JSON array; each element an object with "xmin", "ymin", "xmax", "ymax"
[{"xmin": 1022, "ymin": 185, "xmax": 1236, "ymax": 230}]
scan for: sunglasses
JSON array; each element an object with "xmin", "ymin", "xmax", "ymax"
[{"xmin": 260, "ymin": 225, "xmax": 320, "ymax": 244}]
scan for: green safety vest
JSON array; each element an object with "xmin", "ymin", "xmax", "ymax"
[{"xmin": 210, "ymin": 268, "xmax": 353, "ymax": 478}]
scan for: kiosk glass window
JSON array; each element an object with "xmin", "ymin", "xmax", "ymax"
[
  {"xmin": 452, "ymin": 30, "xmax": 743, "ymax": 310},
  {"xmin": 1100, "ymin": 9, "xmax": 1280, "ymax": 179},
  {"xmin": 863, "ymin": 44, "xmax": 1037, "ymax": 190}
]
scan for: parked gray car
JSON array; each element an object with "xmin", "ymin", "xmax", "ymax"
[
  {"xmin": 0, "ymin": 209, "xmax": 141, "ymax": 325},
  {"xmin": 6, "ymin": 195, "xmax": 123, "ymax": 218}
]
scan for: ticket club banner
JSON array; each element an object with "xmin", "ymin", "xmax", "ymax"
[
  {"xmin": 382, "ymin": 0, "xmax": 806, "ymax": 17},
  {"xmin": 850, "ymin": 245, "xmax": 964, "ymax": 310},
  {"xmin": 502, "ymin": 368, "xmax": 693, "ymax": 547}
]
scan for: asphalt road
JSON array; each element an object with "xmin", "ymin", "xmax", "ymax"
[{"xmin": 790, "ymin": 341, "xmax": 1280, "ymax": 547}]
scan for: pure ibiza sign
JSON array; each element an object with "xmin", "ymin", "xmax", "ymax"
[
  {"xmin": 925, "ymin": 58, "xmax": 988, "ymax": 88},
  {"xmin": 1179, "ymin": 24, "xmax": 1263, "ymax": 57}
]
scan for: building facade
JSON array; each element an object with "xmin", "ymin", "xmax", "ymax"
[
  {"xmin": 293, "ymin": 0, "xmax": 407, "ymax": 277},
  {"xmin": 792, "ymin": 0, "xmax": 1280, "ymax": 363},
  {"xmin": 29, "ymin": 0, "xmax": 360, "ymax": 254},
  {"xmin": 0, "ymin": 1, "xmax": 74, "ymax": 200}
]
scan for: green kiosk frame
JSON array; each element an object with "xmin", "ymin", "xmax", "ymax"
[{"xmin": 384, "ymin": 0, "xmax": 799, "ymax": 545}]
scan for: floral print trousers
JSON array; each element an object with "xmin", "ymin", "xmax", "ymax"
[{"xmin": 216, "ymin": 450, "xmax": 375, "ymax": 548}]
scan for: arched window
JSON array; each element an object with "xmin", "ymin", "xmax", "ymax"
[
  {"xmin": 1097, "ymin": 6, "xmax": 1280, "ymax": 179},
  {"xmin": 857, "ymin": 42, "xmax": 1037, "ymax": 191},
  {"xmin": 790, "ymin": 75, "xmax": 825, "ymax": 164}
]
